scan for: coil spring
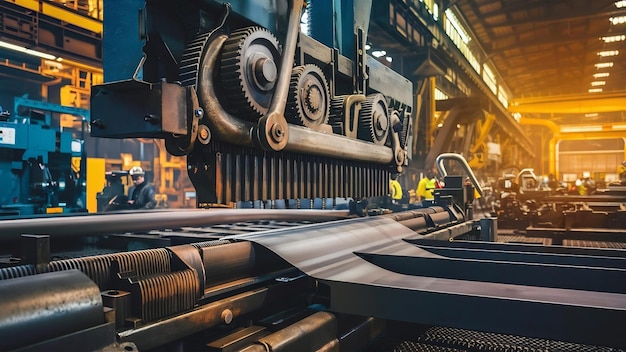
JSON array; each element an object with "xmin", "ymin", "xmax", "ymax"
[
  {"xmin": 0, "ymin": 264, "xmax": 35, "ymax": 280},
  {"xmin": 135, "ymin": 269, "xmax": 199, "ymax": 322},
  {"xmin": 192, "ymin": 239, "xmax": 232, "ymax": 249},
  {"xmin": 47, "ymin": 248, "xmax": 171, "ymax": 289}
]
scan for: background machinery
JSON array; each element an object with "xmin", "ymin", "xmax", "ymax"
[
  {"xmin": 0, "ymin": 97, "xmax": 88, "ymax": 216},
  {"xmin": 0, "ymin": 1, "xmax": 625, "ymax": 352}
]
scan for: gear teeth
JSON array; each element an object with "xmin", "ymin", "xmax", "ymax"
[
  {"xmin": 400, "ymin": 111, "xmax": 410, "ymax": 149},
  {"xmin": 219, "ymin": 26, "xmax": 281, "ymax": 120},
  {"xmin": 285, "ymin": 64, "xmax": 330, "ymax": 129},
  {"xmin": 358, "ymin": 99, "xmax": 375, "ymax": 142},
  {"xmin": 329, "ymin": 96, "xmax": 348, "ymax": 135},
  {"xmin": 178, "ymin": 31, "xmax": 212, "ymax": 88},
  {"xmin": 358, "ymin": 94, "xmax": 389, "ymax": 145}
]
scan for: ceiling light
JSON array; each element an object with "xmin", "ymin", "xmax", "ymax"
[
  {"xmin": 561, "ymin": 125, "xmax": 603, "ymax": 133},
  {"xmin": 593, "ymin": 72, "xmax": 610, "ymax": 78},
  {"xmin": 588, "ymin": 88, "xmax": 603, "ymax": 93},
  {"xmin": 0, "ymin": 40, "xmax": 57, "ymax": 60},
  {"xmin": 371, "ymin": 50, "xmax": 386, "ymax": 58},
  {"xmin": 610, "ymin": 16, "xmax": 626, "ymax": 25},
  {"xmin": 595, "ymin": 62, "xmax": 614, "ymax": 68},
  {"xmin": 385, "ymin": 56, "xmax": 393, "ymax": 63},
  {"xmin": 365, "ymin": 44, "xmax": 371, "ymax": 50},
  {"xmin": 602, "ymin": 35, "xmax": 626, "ymax": 43},
  {"xmin": 598, "ymin": 50, "xmax": 619, "ymax": 57},
  {"xmin": 616, "ymin": 0, "xmax": 626, "ymax": 8},
  {"xmin": 585, "ymin": 113, "xmax": 598, "ymax": 117},
  {"xmin": 591, "ymin": 81, "xmax": 606, "ymax": 86}
]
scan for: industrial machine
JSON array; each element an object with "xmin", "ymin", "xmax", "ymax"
[
  {"xmin": 90, "ymin": 0, "xmax": 412, "ymax": 207},
  {"xmin": 0, "ymin": 1, "xmax": 625, "ymax": 351},
  {"xmin": 490, "ymin": 168, "xmax": 626, "ymax": 239},
  {"xmin": 0, "ymin": 97, "xmax": 88, "ymax": 216}
]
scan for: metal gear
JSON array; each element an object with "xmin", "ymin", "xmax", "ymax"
[
  {"xmin": 285, "ymin": 65, "xmax": 330, "ymax": 129},
  {"xmin": 358, "ymin": 93, "xmax": 390, "ymax": 145},
  {"xmin": 219, "ymin": 26, "xmax": 281, "ymax": 120},
  {"xmin": 329, "ymin": 95, "xmax": 347, "ymax": 135}
]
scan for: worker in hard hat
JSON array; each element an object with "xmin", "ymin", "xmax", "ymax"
[{"xmin": 127, "ymin": 166, "xmax": 157, "ymax": 209}]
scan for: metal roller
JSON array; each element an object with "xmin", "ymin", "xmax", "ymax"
[
  {"xmin": 0, "ymin": 270, "xmax": 104, "ymax": 351},
  {"xmin": 0, "ymin": 208, "xmax": 350, "ymax": 242}
]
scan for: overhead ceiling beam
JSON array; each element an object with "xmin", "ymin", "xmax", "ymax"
[
  {"xmin": 486, "ymin": 29, "xmax": 608, "ymax": 58},
  {"xmin": 484, "ymin": 8, "xmax": 626, "ymax": 31},
  {"xmin": 509, "ymin": 91, "xmax": 626, "ymax": 114}
]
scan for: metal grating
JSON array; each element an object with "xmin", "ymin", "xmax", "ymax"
[{"xmin": 417, "ymin": 326, "xmax": 624, "ymax": 352}]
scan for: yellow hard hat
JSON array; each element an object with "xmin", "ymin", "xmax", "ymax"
[{"xmin": 129, "ymin": 166, "xmax": 145, "ymax": 176}]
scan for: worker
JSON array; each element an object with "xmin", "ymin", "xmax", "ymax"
[
  {"xmin": 416, "ymin": 171, "xmax": 438, "ymax": 203},
  {"xmin": 580, "ymin": 171, "xmax": 596, "ymax": 195},
  {"xmin": 389, "ymin": 175, "xmax": 403, "ymax": 202},
  {"xmin": 127, "ymin": 166, "xmax": 157, "ymax": 209}
]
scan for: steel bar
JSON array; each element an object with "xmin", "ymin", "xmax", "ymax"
[
  {"xmin": 235, "ymin": 216, "xmax": 626, "ymax": 348},
  {"xmin": 118, "ymin": 288, "xmax": 270, "ymax": 351},
  {"xmin": 0, "ymin": 209, "xmax": 350, "ymax": 242},
  {"xmin": 412, "ymin": 238, "xmax": 626, "ymax": 257},
  {"xmin": 407, "ymin": 240, "xmax": 626, "ymax": 269}
]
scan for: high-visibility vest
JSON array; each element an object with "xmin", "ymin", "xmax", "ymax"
[{"xmin": 390, "ymin": 179, "xmax": 403, "ymax": 200}]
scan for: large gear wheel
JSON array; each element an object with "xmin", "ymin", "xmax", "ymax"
[
  {"xmin": 219, "ymin": 26, "xmax": 282, "ymax": 120},
  {"xmin": 285, "ymin": 65, "xmax": 330, "ymax": 129},
  {"xmin": 358, "ymin": 93, "xmax": 390, "ymax": 145}
]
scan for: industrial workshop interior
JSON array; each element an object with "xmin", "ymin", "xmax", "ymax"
[{"xmin": 1, "ymin": 0, "xmax": 626, "ymax": 351}]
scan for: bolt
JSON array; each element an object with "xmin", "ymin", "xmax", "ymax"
[
  {"xmin": 199, "ymin": 127, "xmax": 209, "ymax": 140},
  {"xmin": 144, "ymin": 114, "xmax": 160, "ymax": 124},
  {"xmin": 91, "ymin": 119, "xmax": 105, "ymax": 129},
  {"xmin": 221, "ymin": 309, "xmax": 233, "ymax": 324},
  {"xmin": 194, "ymin": 108, "xmax": 204, "ymax": 118}
]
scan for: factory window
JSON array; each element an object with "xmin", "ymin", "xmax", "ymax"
[
  {"xmin": 444, "ymin": 10, "xmax": 480, "ymax": 74},
  {"xmin": 558, "ymin": 138, "xmax": 625, "ymax": 184},
  {"xmin": 498, "ymin": 88, "xmax": 508, "ymax": 108},
  {"xmin": 482, "ymin": 64, "xmax": 497, "ymax": 95},
  {"xmin": 434, "ymin": 88, "xmax": 448, "ymax": 100},
  {"xmin": 423, "ymin": 0, "xmax": 439, "ymax": 21}
]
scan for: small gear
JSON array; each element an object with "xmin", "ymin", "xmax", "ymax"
[
  {"xmin": 285, "ymin": 65, "xmax": 330, "ymax": 129},
  {"xmin": 329, "ymin": 95, "xmax": 348, "ymax": 135},
  {"xmin": 358, "ymin": 93, "xmax": 390, "ymax": 145}
]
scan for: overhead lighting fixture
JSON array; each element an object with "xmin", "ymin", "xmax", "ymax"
[
  {"xmin": 591, "ymin": 81, "xmax": 606, "ymax": 86},
  {"xmin": 585, "ymin": 113, "xmax": 598, "ymax": 117},
  {"xmin": 588, "ymin": 88, "xmax": 603, "ymax": 93},
  {"xmin": 593, "ymin": 72, "xmax": 610, "ymax": 78},
  {"xmin": 616, "ymin": 0, "xmax": 626, "ymax": 8},
  {"xmin": 610, "ymin": 16, "xmax": 626, "ymax": 25},
  {"xmin": 385, "ymin": 56, "xmax": 393, "ymax": 63},
  {"xmin": 0, "ymin": 40, "xmax": 57, "ymax": 60},
  {"xmin": 598, "ymin": 50, "xmax": 619, "ymax": 57},
  {"xmin": 602, "ymin": 34, "xmax": 626, "ymax": 43},
  {"xmin": 371, "ymin": 50, "xmax": 386, "ymax": 58},
  {"xmin": 365, "ymin": 44, "xmax": 371, "ymax": 51},
  {"xmin": 561, "ymin": 125, "xmax": 603, "ymax": 133},
  {"xmin": 595, "ymin": 62, "xmax": 614, "ymax": 68}
]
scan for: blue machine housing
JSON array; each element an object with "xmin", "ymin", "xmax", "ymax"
[{"xmin": 0, "ymin": 98, "xmax": 88, "ymax": 216}]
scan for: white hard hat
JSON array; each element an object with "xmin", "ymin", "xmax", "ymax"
[{"xmin": 129, "ymin": 166, "xmax": 145, "ymax": 176}]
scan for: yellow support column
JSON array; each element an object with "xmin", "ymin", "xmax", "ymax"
[{"xmin": 86, "ymin": 158, "xmax": 106, "ymax": 213}]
